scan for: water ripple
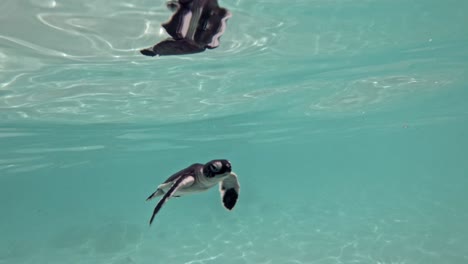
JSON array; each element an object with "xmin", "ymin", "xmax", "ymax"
[
  {"xmin": 16, "ymin": 145, "xmax": 105, "ymax": 154},
  {"xmin": 0, "ymin": 0, "xmax": 466, "ymax": 124}
]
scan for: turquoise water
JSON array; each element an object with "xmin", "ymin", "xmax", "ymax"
[{"xmin": 1, "ymin": 0, "xmax": 468, "ymax": 263}]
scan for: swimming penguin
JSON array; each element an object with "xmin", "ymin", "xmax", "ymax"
[
  {"xmin": 146, "ymin": 159, "xmax": 240, "ymax": 225},
  {"xmin": 140, "ymin": 0, "xmax": 232, "ymax": 56}
]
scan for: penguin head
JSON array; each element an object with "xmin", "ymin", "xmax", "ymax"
[{"xmin": 203, "ymin": 159, "xmax": 232, "ymax": 178}]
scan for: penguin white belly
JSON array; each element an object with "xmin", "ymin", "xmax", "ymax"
[
  {"xmin": 158, "ymin": 180, "xmax": 213, "ymax": 196},
  {"xmin": 177, "ymin": 178, "xmax": 219, "ymax": 195}
]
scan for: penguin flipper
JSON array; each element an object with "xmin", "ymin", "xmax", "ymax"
[
  {"xmin": 149, "ymin": 175, "xmax": 194, "ymax": 225},
  {"xmin": 140, "ymin": 39, "xmax": 205, "ymax": 57},
  {"xmin": 146, "ymin": 189, "xmax": 164, "ymax": 201},
  {"xmin": 219, "ymin": 172, "xmax": 240, "ymax": 210}
]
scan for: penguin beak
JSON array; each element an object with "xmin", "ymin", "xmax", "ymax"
[{"xmin": 225, "ymin": 161, "xmax": 232, "ymax": 172}]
